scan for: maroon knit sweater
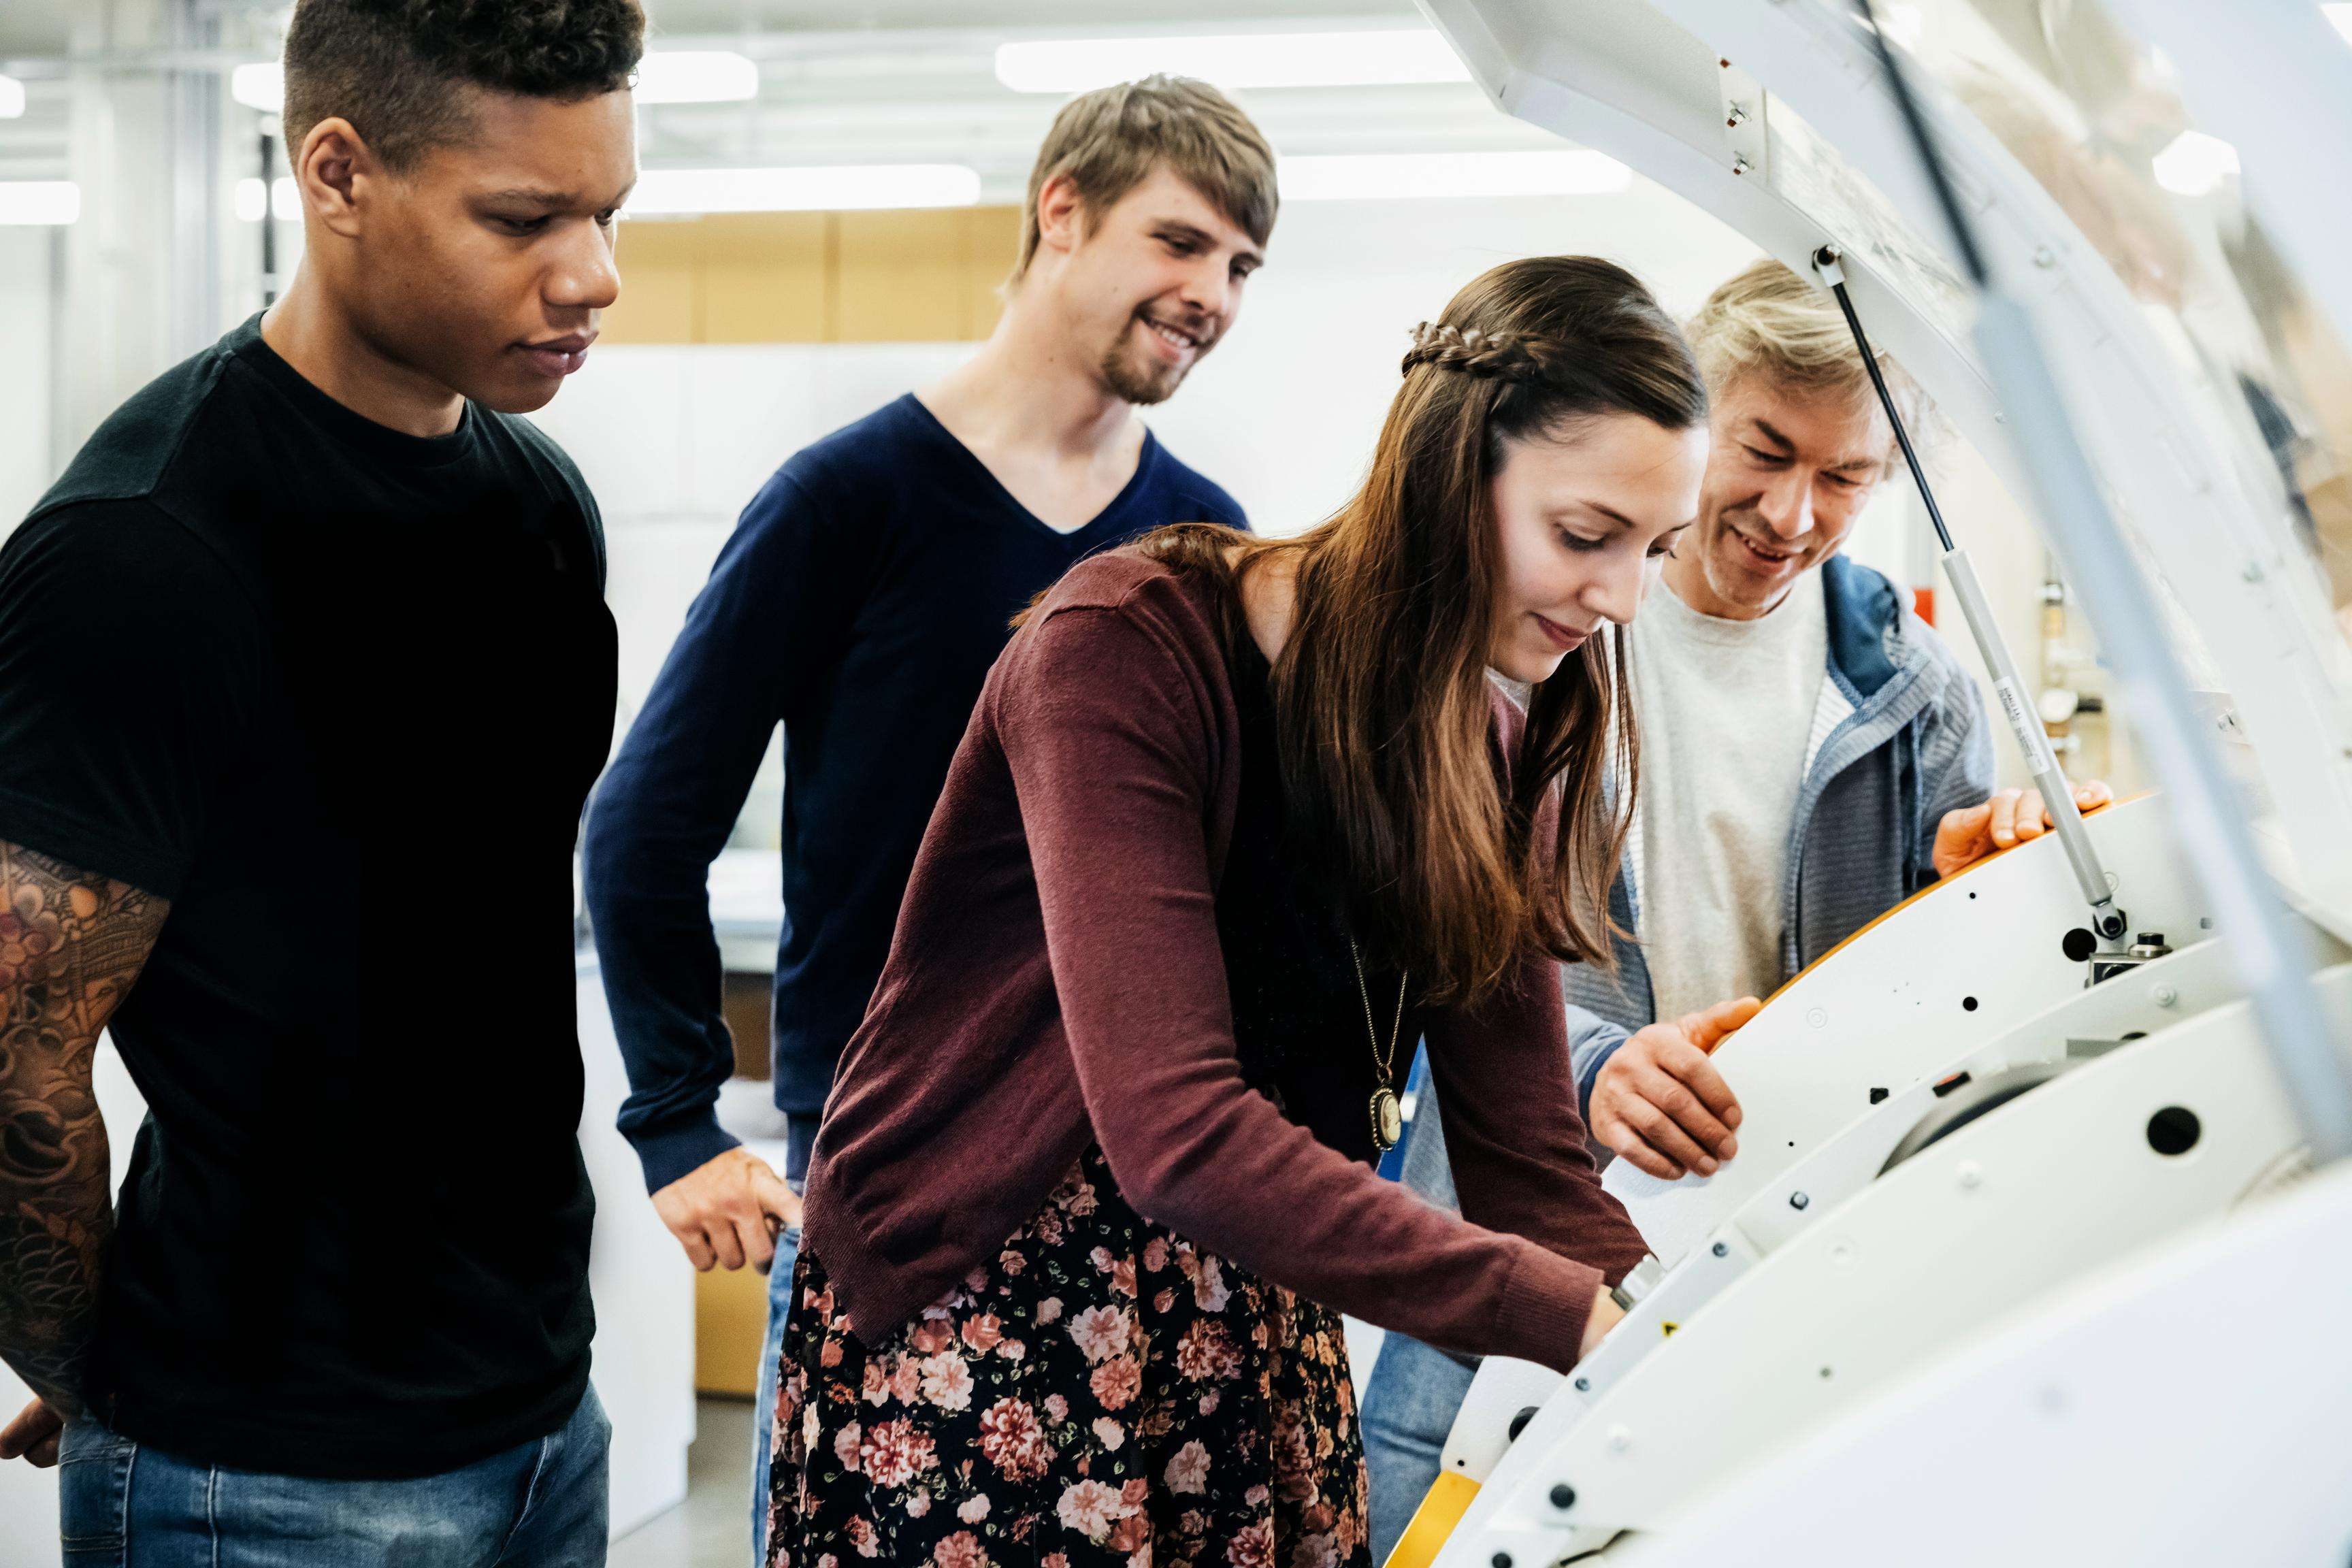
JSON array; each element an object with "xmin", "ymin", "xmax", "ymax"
[{"xmin": 801, "ymin": 549, "xmax": 1650, "ymax": 1372}]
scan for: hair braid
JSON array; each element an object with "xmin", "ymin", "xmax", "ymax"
[{"xmin": 1400, "ymin": 321, "xmax": 1566, "ymax": 384}]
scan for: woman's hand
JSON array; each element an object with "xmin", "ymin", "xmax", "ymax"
[{"xmin": 1588, "ymin": 997, "xmax": 1759, "ymax": 1179}]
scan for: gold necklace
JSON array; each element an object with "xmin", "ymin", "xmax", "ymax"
[{"xmin": 1348, "ymin": 937, "xmax": 1409, "ymax": 1153}]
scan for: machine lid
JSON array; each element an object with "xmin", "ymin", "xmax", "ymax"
[{"xmin": 1421, "ymin": 0, "xmax": 2352, "ymax": 924}]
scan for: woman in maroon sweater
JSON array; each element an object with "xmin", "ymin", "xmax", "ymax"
[{"xmin": 766, "ymin": 257, "xmax": 1710, "ymax": 1568}]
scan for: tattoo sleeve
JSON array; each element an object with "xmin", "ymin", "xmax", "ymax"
[{"xmin": 0, "ymin": 839, "xmax": 167, "ymax": 1417}]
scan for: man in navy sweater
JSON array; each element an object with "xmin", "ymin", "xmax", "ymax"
[{"xmin": 581, "ymin": 76, "xmax": 1273, "ymax": 1556}]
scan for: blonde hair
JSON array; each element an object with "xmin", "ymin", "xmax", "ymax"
[
  {"xmin": 1685, "ymin": 257, "xmax": 1929, "ymax": 437},
  {"xmin": 1011, "ymin": 75, "xmax": 1278, "ymax": 284}
]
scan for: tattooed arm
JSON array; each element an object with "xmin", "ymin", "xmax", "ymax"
[{"xmin": 0, "ymin": 838, "xmax": 167, "ymax": 1421}]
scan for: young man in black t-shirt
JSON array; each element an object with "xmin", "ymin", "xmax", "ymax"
[{"xmin": 0, "ymin": 1, "xmax": 640, "ymax": 1560}]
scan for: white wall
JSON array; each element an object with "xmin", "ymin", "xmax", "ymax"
[
  {"xmin": 537, "ymin": 188, "xmax": 1780, "ymax": 764},
  {"xmin": 0, "ymin": 229, "xmax": 55, "ymax": 534},
  {"xmin": 535, "ymin": 187, "xmax": 2133, "ymax": 826}
]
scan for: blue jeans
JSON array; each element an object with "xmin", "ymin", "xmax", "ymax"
[
  {"xmin": 1360, "ymin": 1332, "xmax": 1477, "ymax": 1566},
  {"xmin": 749, "ymin": 1214, "xmax": 804, "ymax": 1565},
  {"xmin": 58, "ymin": 1387, "xmax": 610, "ymax": 1567}
]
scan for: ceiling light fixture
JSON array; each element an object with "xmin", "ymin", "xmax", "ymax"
[
  {"xmin": 627, "ymin": 164, "xmax": 982, "ymax": 216},
  {"xmin": 1279, "ymin": 150, "xmax": 1632, "ymax": 201},
  {"xmin": 634, "ymin": 50, "xmax": 761, "ymax": 104},
  {"xmin": 0, "ymin": 182, "xmax": 81, "ymax": 225},
  {"xmin": 231, "ymin": 62, "xmax": 284, "ymax": 114},
  {"xmin": 995, "ymin": 29, "xmax": 1472, "ymax": 93},
  {"xmin": 0, "ymin": 75, "xmax": 26, "ymax": 120}
]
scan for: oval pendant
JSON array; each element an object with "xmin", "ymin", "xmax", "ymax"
[{"xmin": 1371, "ymin": 1085, "xmax": 1403, "ymax": 1152}]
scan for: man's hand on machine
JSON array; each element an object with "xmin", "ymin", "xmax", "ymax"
[
  {"xmin": 1588, "ymin": 996, "xmax": 1761, "ymax": 1180},
  {"xmin": 652, "ymin": 1146, "xmax": 804, "ymax": 1273},
  {"xmin": 1931, "ymin": 781, "xmax": 2114, "ymax": 879}
]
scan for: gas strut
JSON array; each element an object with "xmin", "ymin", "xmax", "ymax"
[{"xmin": 1810, "ymin": 244, "xmax": 2129, "ymax": 951}]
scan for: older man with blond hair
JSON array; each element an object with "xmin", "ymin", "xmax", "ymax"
[{"xmin": 1359, "ymin": 257, "xmax": 2107, "ymax": 1558}]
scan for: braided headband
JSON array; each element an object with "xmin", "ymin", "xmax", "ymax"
[{"xmin": 1401, "ymin": 321, "xmax": 1563, "ymax": 382}]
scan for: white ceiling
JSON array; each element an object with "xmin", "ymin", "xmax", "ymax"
[
  {"xmin": 1, "ymin": 0, "xmax": 1420, "ymax": 57},
  {"xmin": 1, "ymin": 0, "xmax": 1552, "ymax": 193}
]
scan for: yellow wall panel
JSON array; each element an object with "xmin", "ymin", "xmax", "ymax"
[
  {"xmin": 961, "ymin": 206, "xmax": 1023, "ymax": 340},
  {"xmin": 834, "ymin": 209, "xmax": 967, "ymax": 342},
  {"xmin": 600, "ymin": 206, "xmax": 1024, "ymax": 345},
  {"xmin": 601, "ymin": 218, "xmax": 700, "ymax": 344},
  {"xmin": 600, "ymin": 258, "xmax": 698, "ymax": 345},
  {"xmin": 699, "ymin": 212, "xmax": 830, "ymax": 344},
  {"xmin": 694, "ymin": 1261, "xmax": 769, "ymax": 1397}
]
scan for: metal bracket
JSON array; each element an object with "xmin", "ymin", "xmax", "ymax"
[{"xmin": 1716, "ymin": 59, "xmax": 1771, "ymax": 181}]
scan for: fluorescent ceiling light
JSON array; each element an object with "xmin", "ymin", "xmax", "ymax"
[
  {"xmin": 236, "ymin": 176, "xmax": 301, "ymax": 223},
  {"xmin": 1280, "ymin": 150, "xmax": 1631, "ymax": 201},
  {"xmin": 634, "ymin": 50, "xmax": 760, "ymax": 104},
  {"xmin": 629, "ymin": 164, "xmax": 981, "ymax": 216},
  {"xmin": 0, "ymin": 74, "xmax": 26, "ymax": 120},
  {"xmin": 228, "ymin": 49, "xmax": 755, "ymax": 118},
  {"xmin": 232, "ymin": 62, "xmax": 284, "ymax": 114},
  {"xmin": 0, "ymin": 181, "xmax": 80, "ymax": 225},
  {"xmin": 996, "ymin": 29, "xmax": 1471, "ymax": 93},
  {"xmin": 2328, "ymin": 4, "xmax": 2352, "ymax": 45},
  {"xmin": 2151, "ymin": 129, "xmax": 2239, "ymax": 196}
]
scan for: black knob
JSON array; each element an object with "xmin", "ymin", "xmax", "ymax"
[
  {"xmin": 2136, "ymin": 932, "xmax": 2164, "ymax": 947},
  {"xmin": 1507, "ymin": 1405, "xmax": 1539, "ymax": 1442},
  {"xmin": 2061, "ymin": 927, "xmax": 2097, "ymax": 962},
  {"xmin": 1550, "ymin": 1484, "xmax": 1577, "ymax": 1510},
  {"xmin": 1492, "ymin": 1554, "xmax": 1514, "ymax": 1568}
]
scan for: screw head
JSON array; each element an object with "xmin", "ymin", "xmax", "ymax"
[
  {"xmin": 1957, "ymin": 1160, "xmax": 1984, "ymax": 1190},
  {"xmin": 1573, "ymin": 1376, "xmax": 1590, "ymax": 1392},
  {"xmin": 2153, "ymin": 984, "xmax": 2178, "ymax": 1007},
  {"xmin": 1789, "ymin": 1190, "xmax": 1810, "ymax": 1211},
  {"xmin": 1711, "ymin": 1241, "xmax": 1730, "ymax": 1258},
  {"xmin": 1550, "ymin": 1483, "xmax": 1578, "ymax": 1510},
  {"xmin": 1492, "ymin": 1554, "xmax": 1514, "ymax": 1568}
]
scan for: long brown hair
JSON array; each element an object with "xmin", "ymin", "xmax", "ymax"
[{"xmin": 1150, "ymin": 257, "xmax": 1707, "ymax": 1004}]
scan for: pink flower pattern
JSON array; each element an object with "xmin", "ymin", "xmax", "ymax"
[{"xmin": 764, "ymin": 1147, "xmax": 1367, "ymax": 1568}]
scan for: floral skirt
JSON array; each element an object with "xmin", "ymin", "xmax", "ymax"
[{"xmin": 765, "ymin": 1145, "xmax": 1371, "ymax": 1568}]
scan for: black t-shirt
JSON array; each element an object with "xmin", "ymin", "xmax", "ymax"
[{"xmin": 0, "ymin": 316, "xmax": 617, "ymax": 1477}]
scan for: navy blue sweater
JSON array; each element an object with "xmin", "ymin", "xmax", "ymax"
[{"xmin": 584, "ymin": 393, "xmax": 1246, "ymax": 1192}]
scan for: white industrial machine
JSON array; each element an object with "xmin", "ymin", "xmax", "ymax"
[{"xmin": 1390, "ymin": 1, "xmax": 2352, "ymax": 1564}]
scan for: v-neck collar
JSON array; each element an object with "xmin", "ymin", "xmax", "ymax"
[{"xmin": 899, "ymin": 393, "xmax": 1160, "ymax": 548}]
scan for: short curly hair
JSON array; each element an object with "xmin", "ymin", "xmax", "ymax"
[{"xmin": 283, "ymin": 0, "xmax": 646, "ymax": 172}]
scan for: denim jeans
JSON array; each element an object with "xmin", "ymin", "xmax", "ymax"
[
  {"xmin": 1359, "ymin": 1316, "xmax": 1479, "ymax": 1565},
  {"xmin": 58, "ymin": 1386, "xmax": 610, "ymax": 1567},
  {"xmin": 749, "ymin": 1214, "xmax": 804, "ymax": 1565}
]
